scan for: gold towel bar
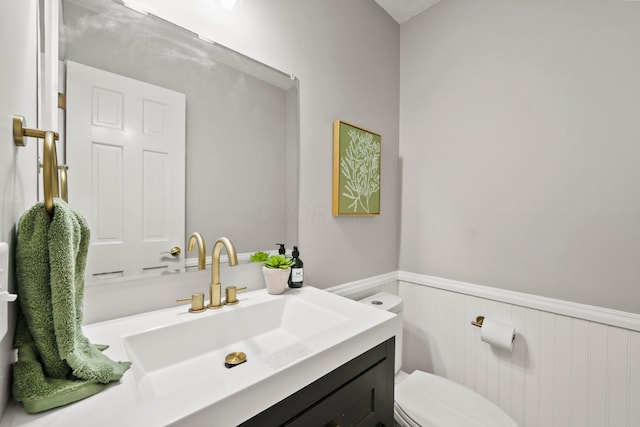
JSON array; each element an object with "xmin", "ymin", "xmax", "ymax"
[
  {"xmin": 13, "ymin": 115, "xmax": 58, "ymax": 147},
  {"xmin": 58, "ymin": 165, "xmax": 69, "ymax": 203},
  {"xmin": 12, "ymin": 115, "xmax": 67, "ymax": 215},
  {"xmin": 42, "ymin": 131, "xmax": 59, "ymax": 215}
]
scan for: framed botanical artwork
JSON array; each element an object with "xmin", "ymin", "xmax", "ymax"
[{"xmin": 332, "ymin": 120, "xmax": 381, "ymax": 216}]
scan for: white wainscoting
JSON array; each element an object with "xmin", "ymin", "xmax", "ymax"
[{"xmin": 328, "ymin": 271, "xmax": 640, "ymax": 427}]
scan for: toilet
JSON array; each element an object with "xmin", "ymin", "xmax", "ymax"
[{"xmin": 359, "ymin": 292, "xmax": 518, "ymax": 427}]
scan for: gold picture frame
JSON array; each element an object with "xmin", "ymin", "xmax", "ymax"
[{"xmin": 332, "ymin": 120, "xmax": 381, "ymax": 216}]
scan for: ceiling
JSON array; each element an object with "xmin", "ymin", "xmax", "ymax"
[{"xmin": 374, "ymin": 0, "xmax": 441, "ymax": 24}]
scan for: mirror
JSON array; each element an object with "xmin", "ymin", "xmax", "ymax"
[{"xmin": 59, "ymin": 0, "xmax": 299, "ymax": 282}]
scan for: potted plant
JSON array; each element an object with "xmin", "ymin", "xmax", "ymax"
[{"xmin": 256, "ymin": 254, "xmax": 294, "ymax": 294}]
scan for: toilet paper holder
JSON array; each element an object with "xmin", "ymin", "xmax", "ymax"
[
  {"xmin": 471, "ymin": 316, "xmax": 485, "ymax": 328},
  {"xmin": 471, "ymin": 315, "xmax": 516, "ymax": 348}
]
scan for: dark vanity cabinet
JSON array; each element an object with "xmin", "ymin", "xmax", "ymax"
[{"xmin": 239, "ymin": 338, "xmax": 395, "ymax": 427}]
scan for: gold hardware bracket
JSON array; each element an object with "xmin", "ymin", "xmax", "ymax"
[
  {"xmin": 12, "ymin": 116, "xmax": 63, "ymax": 216},
  {"xmin": 58, "ymin": 93, "xmax": 66, "ymax": 111},
  {"xmin": 13, "ymin": 115, "xmax": 59, "ymax": 147},
  {"xmin": 471, "ymin": 316, "xmax": 485, "ymax": 328}
]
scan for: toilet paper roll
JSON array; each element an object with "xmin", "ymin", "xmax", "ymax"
[{"xmin": 480, "ymin": 318, "xmax": 515, "ymax": 352}]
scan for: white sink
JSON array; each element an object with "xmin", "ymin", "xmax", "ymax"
[
  {"xmin": 123, "ymin": 295, "xmax": 349, "ymax": 401},
  {"xmin": 3, "ymin": 286, "xmax": 398, "ymax": 427}
]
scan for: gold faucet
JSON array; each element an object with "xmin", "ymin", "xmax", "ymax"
[
  {"xmin": 187, "ymin": 232, "xmax": 207, "ymax": 270},
  {"xmin": 208, "ymin": 237, "xmax": 238, "ymax": 309}
]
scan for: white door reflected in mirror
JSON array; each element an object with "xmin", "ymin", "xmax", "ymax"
[{"xmin": 67, "ymin": 61, "xmax": 186, "ymax": 280}]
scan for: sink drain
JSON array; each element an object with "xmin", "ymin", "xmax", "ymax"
[{"xmin": 225, "ymin": 351, "xmax": 247, "ymax": 368}]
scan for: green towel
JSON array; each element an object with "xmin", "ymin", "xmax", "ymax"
[
  {"xmin": 12, "ymin": 314, "xmax": 110, "ymax": 414},
  {"xmin": 13, "ymin": 199, "xmax": 131, "ymax": 413}
]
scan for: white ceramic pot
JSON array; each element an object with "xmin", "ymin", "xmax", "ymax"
[{"xmin": 262, "ymin": 266, "xmax": 290, "ymax": 294}]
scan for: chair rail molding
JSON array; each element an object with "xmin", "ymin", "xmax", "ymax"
[
  {"xmin": 398, "ymin": 271, "xmax": 640, "ymax": 332},
  {"xmin": 327, "ymin": 270, "xmax": 640, "ymax": 332}
]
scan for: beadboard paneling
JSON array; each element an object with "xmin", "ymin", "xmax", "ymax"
[
  {"xmin": 327, "ymin": 271, "xmax": 640, "ymax": 426},
  {"xmin": 399, "ymin": 279, "xmax": 640, "ymax": 427}
]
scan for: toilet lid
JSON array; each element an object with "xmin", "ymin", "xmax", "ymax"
[{"xmin": 395, "ymin": 371, "xmax": 518, "ymax": 427}]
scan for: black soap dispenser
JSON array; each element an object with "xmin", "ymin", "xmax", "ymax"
[
  {"xmin": 276, "ymin": 243, "xmax": 286, "ymax": 256},
  {"xmin": 288, "ymin": 246, "xmax": 304, "ymax": 288}
]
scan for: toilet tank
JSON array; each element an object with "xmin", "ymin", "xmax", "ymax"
[{"xmin": 358, "ymin": 292, "xmax": 403, "ymax": 374}]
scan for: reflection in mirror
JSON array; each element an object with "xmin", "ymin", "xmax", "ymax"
[{"xmin": 59, "ymin": 0, "xmax": 299, "ymax": 283}]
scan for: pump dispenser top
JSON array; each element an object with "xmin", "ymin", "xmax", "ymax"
[{"xmin": 275, "ymin": 243, "xmax": 286, "ymax": 255}]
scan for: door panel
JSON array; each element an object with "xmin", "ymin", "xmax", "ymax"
[{"xmin": 66, "ymin": 61, "xmax": 186, "ymax": 280}]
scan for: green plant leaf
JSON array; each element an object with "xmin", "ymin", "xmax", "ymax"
[
  {"xmin": 263, "ymin": 254, "xmax": 294, "ymax": 269},
  {"xmin": 250, "ymin": 251, "xmax": 269, "ymax": 262}
]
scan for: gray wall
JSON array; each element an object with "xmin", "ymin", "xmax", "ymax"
[
  {"xmin": 293, "ymin": 3, "xmax": 401, "ymax": 285},
  {"xmin": 261, "ymin": 0, "xmax": 402, "ymax": 286},
  {"xmin": 399, "ymin": 0, "xmax": 640, "ymax": 313}
]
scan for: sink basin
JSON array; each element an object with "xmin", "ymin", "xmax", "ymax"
[
  {"xmin": 4, "ymin": 286, "xmax": 398, "ymax": 427},
  {"xmin": 123, "ymin": 295, "xmax": 349, "ymax": 401}
]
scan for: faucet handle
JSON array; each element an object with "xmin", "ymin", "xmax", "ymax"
[
  {"xmin": 177, "ymin": 292, "xmax": 206, "ymax": 313},
  {"xmin": 224, "ymin": 286, "xmax": 248, "ymax": 305}
]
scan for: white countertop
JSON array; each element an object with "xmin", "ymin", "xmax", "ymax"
[{"xmin": 1, "ymin": 286, "xmax": 397, "ymax": 427}]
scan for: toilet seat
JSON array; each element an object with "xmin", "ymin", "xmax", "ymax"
[
  {"xmin": 394, "ymin": 401, "xmax": 423, "ymax": 427},
  {"xmin": 395, "ymin": 371, "xmax": 518, "ymax": 427}
]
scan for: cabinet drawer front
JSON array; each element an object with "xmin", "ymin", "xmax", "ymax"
[
  {"xmin": 239, "ymin": 338, "xmax": 395, "ymax": 427},
  {"xmin": 286, "ymin": 360, "xmax": 387, "ymax": 427}
]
